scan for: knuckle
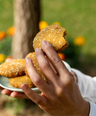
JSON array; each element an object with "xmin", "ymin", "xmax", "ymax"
[
  {"xmin": 49, "ymin": 94, "xmax": 57, "ymax": 101},
  {"xmin": 40, "ymin": 61, "xmax": 49, "ymax": 71},
  {"xmin": 51, "ymin": 55, "xmax": 61, "ymax": 64},
  {"xmin": 52, "ymin": 96, "xmax": 58, "ymax": 102},
  {"xmin": 33, "ymin": 75, "xmax": 42, "ymax": 85},
  {"xmin": 27, "ymin": 89, "xmax": 33, "ymax": 96},
  {"xmin": 57, "ymin": 87, "xmax": 65, "ymax": 97},
  {"xmin": 41, "ymin": 101, "xmax": 54, "ymax": 111},
  {"xmin": 63, "ymin": 73, "xmax": 74, "ymax": 86},
  {"xmin": 35, "ymin": 98, "xmax": 42, "ymax": 104},
  {"xmin": 67, "ymin": 73, "xmax": 75, "ymax": 84}
]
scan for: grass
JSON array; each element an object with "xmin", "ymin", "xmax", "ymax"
[
  {"xmin": 0, "ymin": 0, "xmax": 13, "ymax": 57},
  {"xmin": 41, "ymin": 0, "xmax": 96, "ymax": 74},
  {"xmin": 41, "ymin": 0, "xmax": 96, "ymax": 55},
  {"xmin": 0, "ymin": 36, "xmax": 12, "ymax": 56},
  {"xmin": 0, "ymin": 0, "xmax": 13, "ymax": 31},
  {"xmin": 0, "ymin": 0, "xmax": 96, "ymax": 74}
]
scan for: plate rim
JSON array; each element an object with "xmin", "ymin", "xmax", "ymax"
[
  {"xmin": 0, "ymin": 76, "xmax": 40, "ymax": 92},
  {"xmin": 0, "ymin": 61, "xmax": 71, "ymax": 92}
]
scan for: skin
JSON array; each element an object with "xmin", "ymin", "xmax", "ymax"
[{"xmin": 0, "ymin": 40, "xmax": 90, "ymax": 116}]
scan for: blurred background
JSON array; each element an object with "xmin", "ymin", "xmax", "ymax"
[{"xmin": 0, "ymin": 0, "xmax": 96, "ymax": 116}]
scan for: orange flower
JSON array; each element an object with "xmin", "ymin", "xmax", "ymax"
[
  {"xmin": 58, "ymin": 53, "xmax": 66, "ymax": 60},
  {"xmin": 39, "ymin": 21, "xmax": 48, "ymax": 30},
  {"xmin": 6, "ymin": 56, "xmax": 13, "ymax": 58},
  {"xmin": 0, "ymin": 54, "xmax": 6, "ymax": 63},
  {"xmin": 74, "ymin": 36, "xmax": 86, "ymax": 46},
  {"xmin": 0, "ymin": 31, "xmax": 7, "ymax": 40},
  {"xmin": 52, "ymin": 22, "xmax": 61, "ymax": 26},
  {"xmin": 7, "ymin": 26, "xmax": 16, "ymax": 36}
]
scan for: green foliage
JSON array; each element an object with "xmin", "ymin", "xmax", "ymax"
[
  {"xmin": 62, "ymin": 37, "xmax": 81, "ymax": 68},
  {"xmin": 0, "ymin": 0, "xmax": 13, "ymax": 31},
  {"xmin": 0, "ymin": 36, "xmax": 12, "ymax": 57}
]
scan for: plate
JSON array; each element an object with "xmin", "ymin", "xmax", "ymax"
[
  {"xmin": 0, "ymin": 61, "xmax": 71, "ymax": 92},
  {"xmin": 0, "ymin": 76, "xmax": 40, "ymax": 92}
]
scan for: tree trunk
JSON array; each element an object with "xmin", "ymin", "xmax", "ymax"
[{"xmin": 12, "ymin": 0, "xmax": 40, "ymax": 58}]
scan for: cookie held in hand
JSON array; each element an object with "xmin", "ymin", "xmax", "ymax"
[
  {"xmin": 25, "ymin": 52, "xmax": 46, "ymax": 81},
  {"xmin": 9, "ymin": 75, "xmax": 33, "ymax": 88},
  {"xmin": 33, "ymin": 24, "xmax": 69, "ymax": 52},
  {"xmin": 0, "ymin": 59, "xmax": 25, "ymax": 78}
]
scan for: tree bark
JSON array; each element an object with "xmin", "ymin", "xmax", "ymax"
[{"xmin": 12, "ymin": 0, "xmax": 40, "ymax": 58}]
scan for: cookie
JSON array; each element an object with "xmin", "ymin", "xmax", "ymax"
[
  {"xmin": 0, "ymin": 59, "xmax": 25, "ymax": 78},
  {"xmin": 25, "ymin": 52, "xmax": 46, "ymax": 81},
  {"xmin": 9, "ymin": 75, "xmax": 33, "ymax": 88},
  {"xmin": 33, "ymin": 24, "xmax": 69, "ymax": 52}
]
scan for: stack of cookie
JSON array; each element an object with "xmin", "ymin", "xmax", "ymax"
[{"xmin": 0, "ymin": 24, "xmax": 69, "ymax": 88}]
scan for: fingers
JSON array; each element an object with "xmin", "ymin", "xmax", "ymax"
[
  {"xmin": 41, "ymin": 40, "xmax": 74, "ymax": 86},
  {"xmin": 35, "ymin": 48, "xmax": 59, "ymax": 84},
  {"xmin": 25, "ymin": 57, "xmax": 51, "ymax": 95},
  {"xmin": 10, "ymin": 92, "xmax": 29, "ymax": 99},
  {"xmin": 41, "ymin": 40, "xmax": 69, "ymax": 76},
  {"xmin": 21, "ymin": 84, "xmax": 46, "ymax": 106},
  {"xmin": 1, "ymin": 89, "xmax": 29, "ymax": 99},
  {"xmin": 1, "ymin": 89, "xmax": 12, "ymax": 95}
]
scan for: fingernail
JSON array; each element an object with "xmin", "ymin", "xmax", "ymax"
[
  {"xmin": 25, "ymin": 57, "xmax": 30, "ymax": 63},
  {"xmin": 10, "ymin": 93, "xmax": 15, "ymax": 97},
  {"xmin": 42, "ymin": 40, "xmax": 48, "ymax": 45},
  {"xmin": 35, "ymin": 48, "xmax": 40, "ymax": 53},
  {"xmin": 1, "ymin": 91, "xmax": 5, "ymax": 95},
  {"xmin": 21, "ymin": 83, "xmax": 27, "ymax": 90}
]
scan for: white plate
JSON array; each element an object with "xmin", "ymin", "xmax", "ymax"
[
  {"xmin": 0, "ymin": 76, "xmax": 40, "ymax": 92},
  {"xmin": 0, "ymin": 61, "xmax": 71, "ymax": 92}
]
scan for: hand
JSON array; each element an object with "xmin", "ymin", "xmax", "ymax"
[
  {"xmin": 0, "ymin": 85, "xmax": 28, "ymax": 99},
  {"xmin": 21, "ymin": 40, "xmax": 90, "ymax": 116}
]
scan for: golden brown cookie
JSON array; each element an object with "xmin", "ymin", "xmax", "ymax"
[
  {"xmin": 25, "ymin": 52, "xmax": 46, "ymax": 81},
  {"xmin": 9, "ymin": 75, "xmax": 33, "ymax": 88},
  {"xmin": 0, "ymin": 59, "xmax": 25, "ymax": 78},
  {"xmin": 33, "ymin": 24, "xmax": 69, "ymax": 52}
]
